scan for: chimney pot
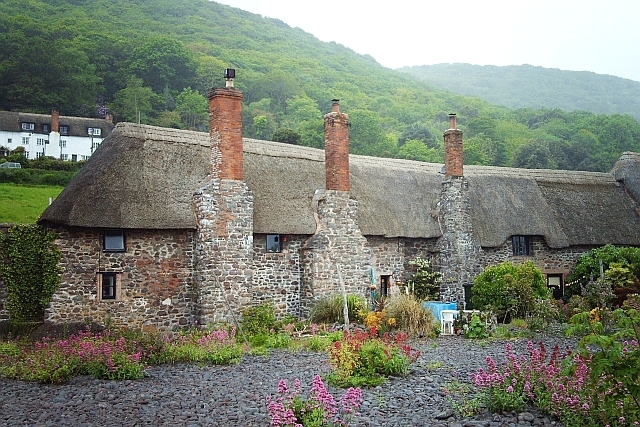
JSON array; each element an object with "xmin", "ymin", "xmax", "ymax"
[
  {"xmin": 224, "ymin": 68, "xmax": 236, "ymax": 87},
  {"xmin": 449, "ymin": 113, "xmax": 457, "ymax": 130},
  {"xmin": 331, "ymin": 99, "xmax": 340, "ymax": 113}
]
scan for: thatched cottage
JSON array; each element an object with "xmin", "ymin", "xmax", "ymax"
[{"xmin": 19, "ymin": 77, "xmax": 640, "ymax": 331}]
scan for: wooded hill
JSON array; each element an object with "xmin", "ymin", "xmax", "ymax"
[
  {"xmin": 2, "ymin": 0, "xmax": 640, "ymax": 172},
  {"xmin": 398, "ymin": 63, "xmax": 640, "ymax": 121}
]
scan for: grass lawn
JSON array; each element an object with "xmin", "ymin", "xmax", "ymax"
[{"xmin": 0, "ymin": 183, "xmax": 64, "ymax": 223}]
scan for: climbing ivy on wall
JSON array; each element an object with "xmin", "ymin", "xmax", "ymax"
[{"xmin": 0, "ymin": 224, "xmax": 61, "ymax": 323}]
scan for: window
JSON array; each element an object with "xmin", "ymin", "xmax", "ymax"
[
  {"xmin": 61, "ymin": 154, "xmax": 68, "ymax": 161},
  {"xmin": 42, "ymin": 124, "xmax": 50, "ymax": 134},
  {"xmin": 59, "ymin": 140, "xmax": 67, "ymax": 148},
  {"xmin": 21, "ymin": 122, "xmax": 34, "ymax": 131},
  {"xmin": 71, "ymin": 154, "xmax": 77, "ymax": 162},
  {"xmin": 36, "ymin": 138, "xmax": 46, "ymax": 146},
  {"xmin": 104, "ymin": 229, "xmax": 125, "ymax": 252},
  {"xmin": 7, "ymin": 138, "xmax": 11, "ymax": 144},
  {"xmin": 81, "ymin": 155, "xmax": 90, "ymax": 160},
  {"xmin": 59, "ymin": 125, "xmax": 69, "ymax": 135},
  {"xmin": 266, "ymin": 234, "xmax": 282, "ymax": 252},
  {"xmin": 512, "ymin": 235, "xmax": 531, "ymax": 256},
  {"xmin": 92, "ymin": 141, "xmax": 100, "ymax": 151},
  {"xmin": 24, "ymin": 151, "xmax": 30, "ymax": 159},
  {"xmin": 22, "ymin": 137, "xmax": 30, "ymax": 145},
  {"xmin": 36, "ymin": 151, "xmax": 44, "ymax": 159},
  {"xmin": 87, "ymin": 127, "xmax": 102, "ymax": 136},
  {"xmin": 547, "ymin": 274, "xmax": 564, "ymax": 299},
  {"xmin": 98, "ymin": 272, "xmax": 120, "ymax": 301}
]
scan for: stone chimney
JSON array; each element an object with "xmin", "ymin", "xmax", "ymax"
[
  {"xmin": 51, "ymin": 110, "xmax": 59, "ymax": 133},
  {"xmin": 443, "ymin": 113, "xmax": 463, "ymax": 177},
  {"xmin": 207, "ymin": 69, "xmax": 243, "ymax": 180},
  {"xmin": 324, "ymin": 99, "xmax": 350, "ymax": 191}
]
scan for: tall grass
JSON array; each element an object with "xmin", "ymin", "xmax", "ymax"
[
  {"xmin": 385, "ymin": 294, "xmax": 439, "ymax": 338},
  {"xmin": 0, "ymin": 183, "xmax": 63, "ymax": 223}
]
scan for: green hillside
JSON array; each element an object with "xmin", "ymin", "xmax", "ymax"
[
  {"xmin": 398, "ymin": 63, "xmax": 640, "ymax": 121},
  {"xmin": 1, "ymin": 0, "xmax": 640, "ymax": 172}
]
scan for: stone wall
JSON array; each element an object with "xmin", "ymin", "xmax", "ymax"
[
  {"xmin": 0, "ymin": 224, "xmax": 8, "ymax": 320},
  {"xmin": 45, "ymin": 227, "xmax": 197, "ymax": 332},
  {"xmin": 194, "ymin": 179, "xmax": 254, "ymax": 324},
  {"xmin": 252, "ymin": 234, "xmax": 304, "ymax": 317},
  {"xmin": 300, "ymin": 190, "xmax": 372, "ymax": 315},
  {"xmin": 436, "ymin": 177, "xmax": 483, "ymax": 304}
]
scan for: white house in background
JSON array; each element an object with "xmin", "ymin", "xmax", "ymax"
[{"xmin": 0, "ymin": 111, "xmax": 115, "ymax": 161}]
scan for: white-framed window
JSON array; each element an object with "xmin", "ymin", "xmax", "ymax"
[
  {"xmin": 61, "ymin": 154, "xmax": 69, "ymax": 161},
  {"xmin": 266, "ymin": 234, "xmax": 282, "ymax": 253},
  {"xmin": 36, "ymin": 138, "xmax": 46, "ymax": 146},
  {"xmin": 60, "ymin": 125, "xmax": 69, "ymax": 135},
  {"xmin": 81, "ymin": 155, "xmax": 90, "ymax": 160},
  {"xmin": 21, "ymin": 122, "xmax": 34, "ymax": 131},
  {"xmin": 104, "ymin": 229, "xmax": 125, "ymax": 252},
  {"xmin": 88, "ymin": 127, "xmax": 102, "ymax": 136},
  {"xmin": 59, "ymin": 140, "xmax": 67, "ymax": 148},
  {"xmin": 22, "ymin": 137, "xmax": 30, "ymax": 145},
  {"xmin": 98, "ymin": 272, "xmax": 121, "ymax": 301},
  {"xmin": 24, "ymin": 151, "xmax": 30, "ymax": 159},
  {"xmin": 42, "ymin": 124, "xmax": 50, "ymax": 134},
  {"xmin": 92, "ymin": 141, "xmax": 100, "ymax": 151},
  {"xmin": 36, "ymin": 151, "xmax": 44, "ymax": 159}
]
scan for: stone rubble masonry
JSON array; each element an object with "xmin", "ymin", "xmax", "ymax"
[
  {"xmin": 43, "ymin": 227, "xmax": 197, "ymax": 333},
  {"xmin": 252, "ymin": 234, "xmax": 304, "ymax": 317},
  {"xmin": 324, "ymin": 101, "xmax": 350, "ymax": 192},
  {"xmin": 300, "ymin": 190, "xmax": 372, "ymax": 316},
  {"xmin": 194, "ymin": 178, "xmax": 254, "ymax": 324},
  {"xmin": 208, "ymin": 87, "xmax": 244, "ymax": 180},
  {"xmin": 437, "ymin": 177, "xmax": 483, "ymax": 304}
]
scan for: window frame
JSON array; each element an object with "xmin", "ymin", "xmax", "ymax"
[
  {"xmin": 103, "ymin": 229, "xmax": 125, "ymax": 252},
  {"xmin": 266, "ymin": 234, "xmax": 282, "ymax": 253},
  {"xmin": 98, "ymin": 272, "xmax": 121, "ymax": 301},
  {"xmin": 512, "ymin": 235, "xmax": 531, "ymax": 256},
  {"xmin": 42, "ymin": 124, "xmax": 50, "ymax": 134},
  {"xmin": 87, "ymin": 127, "xmax": 102, "ymax": 136},
  {"xmin": 59, "ymin": 125, "xmax": 69, "ymax": 135},
  {"xmin": 21, "ymin": 122, "xmax": 34, "ymax": 131}
]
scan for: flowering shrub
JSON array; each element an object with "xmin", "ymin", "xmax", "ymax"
[
  {"xmin": 266, "ymin": 375, "xmax": 362, "ymax": 427},
  {"xmin": 2, "ymin": 330, "xmax": 146, "ymax": 383},
  {"xmin": 472, "ymin": 333, "xmax": 640, "ymax": 427},
  {"xmin": 327, "ymin": 328, "xmax": 420, "ymax": 387}
]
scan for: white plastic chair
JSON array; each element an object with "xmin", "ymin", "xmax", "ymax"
[{"xmin": 440, "ymin": 310, "xmax": 457, "ymax": 335}]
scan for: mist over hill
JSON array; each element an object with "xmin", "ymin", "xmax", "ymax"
[{"xmin": 398, "ymin": 63, "xmax": 640, "ymax": 121}]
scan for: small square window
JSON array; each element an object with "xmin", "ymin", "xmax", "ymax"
[
  {"xmin": 42, "ymin": 124, "xmax": 50, "ymax": 134},
  {"xmin": 98, "ymin": 272, "xmax": 121, "ymax": 301},
  {"xmin": 60, "ymin": 125, "xmax": 69, "ymax": 135},
  {"xmin": 512, "ymin": 236, "xmax": 531, "ymax": 256},
  {"xmin": 87, "ymin": 127, "xmax": 102, "ymax": 136},
  {"xmin": 104, "ymin": 229, "xmax": 125, "ymax": 252},
  {"xmin": 21, "ymin": 122, "xmax": 34, "ymax": 131},
  {"xmin": 266, "ymin": 234, "xmax": 282, "ymax": 253}
]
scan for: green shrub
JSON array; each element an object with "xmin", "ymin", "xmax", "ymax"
[
  {"xmin": 471, "ymin": 261, "xmax": 548, "ymax": 323},
  {"xmin": 464, "ymin": 313, "xmax": 490, "ymax": 339},
  {"xmin": 240, "ymin": 304, "xmax": 276, "ymax": 336},
  {"xmin": 0, "ymin": 224, "xmax": 61, "ymax": 322},
  {"xmin": 384, "ymin": 294, "xmax": 438, "ymax": 337},
  {"xmin": 309, "ymin": 294, "xmax": 368, "ymax": 324}
]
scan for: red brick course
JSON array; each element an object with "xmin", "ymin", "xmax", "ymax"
[
  {"xmin": 324, "ymin": 101, "xmax": 350, "ymax": 191},
  {"xmin": 208, "ymin": 88, "xmax": 244, "ymax": 180}
]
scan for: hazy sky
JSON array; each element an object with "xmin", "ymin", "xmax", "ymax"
[{"xmin": 215, "ymin": 0, "xmax": 640, "ymax": 82}]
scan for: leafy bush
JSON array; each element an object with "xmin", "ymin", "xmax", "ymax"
[
  {"xmin": 309, "ymin": 294, "xmax": 368, "ymax": 324},
  {"xmin": 405, "ymin": 257, "xmax": 441, "ymax": 301},
  {"xmin": 464, "ymin": 313, "xmax": 489, "ymax": 339},
  {"xmin": 326, "ymin": 329, "xmax": 420, "ymax": 388},
  {"xmin": 471, "ymin": 261, "xmax": 548, "ymax": 322},
  {"xmin": 159, "ymin": 326, "xmax": 243, "ymax": 365},
  {"xmin": 0, "ymin": 224, "xmax": 61, "ymax": 323},
  {"xmin": 384, "ymin": 294, "xmax": 439, "ymax": 338},
  {"xmin": 241, "ymin": 304, "xmax": 276, "ymax": 336}
]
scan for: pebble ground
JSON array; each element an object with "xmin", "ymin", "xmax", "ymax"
[{"xmin": 0, "ymin": 334, "xmax": 577, "ymax": 427}]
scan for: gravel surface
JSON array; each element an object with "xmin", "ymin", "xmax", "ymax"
[{"xmin": 0, "ymin": 335, "xmax": 578, "ymax": 427}]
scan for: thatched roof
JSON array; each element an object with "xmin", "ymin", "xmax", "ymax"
[
  {"xmin": 0, "ymin": 111, "xmax": 114, "ymax": 138},
  {"xmin": 40, "ymin": 123, "xmax": 640, "ymax": 248}
]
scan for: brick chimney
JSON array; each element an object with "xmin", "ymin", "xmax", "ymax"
[
  {"xmin": 443, "ymin": 113, "xmax": 463, "ymax": 177},
  {"xmin": 207, "ymin": 69, "xmax": 243, "ymax": 180},
  {"xmin": 324, "ymin": 99, "xmax": 350, "ymax": 191},
  {"xmin": 51, "ymin": 110, "xmax": 59, "ymax": 133}
]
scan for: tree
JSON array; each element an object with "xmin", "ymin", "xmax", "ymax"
[
  {"xmin": 272, "ymin": 128, "xmax": 300, "ymax": 145},
  {"xmin": 110, "ymin": 77, "xmax": 163, "ymax": 123},
  {"xmin": 175, "ymin": 87, "xmax": 207, "ymax": 130},
  {"xmin": 0, "ymin": 224, "xmax": 61, "ymax": 323},
  {"xmin": 127, "ymin": 36, "xmax": 197, "ymax": 94},
  {"xmin": 513, "ymin": 140, "xmax": 554, "ymax": 169},
  {"xmin": 398, "ymin": 140, "xmax": 442, "ymax": 162},
  {"xmin": 399, "ymin": 123, "xmax": 437, "ymax": 148}
]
